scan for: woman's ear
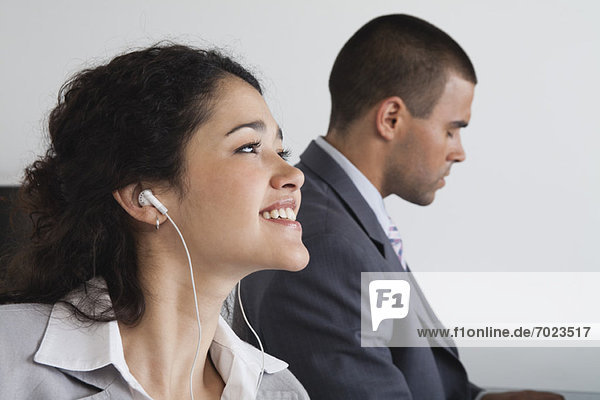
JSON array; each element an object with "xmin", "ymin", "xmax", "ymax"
[
  {"xmin": 113, "ymin": 183, "xmax": 166, "ymax": 227},
  {"xmin": 375, "ymin": 96, "xmax": 409, "ymax": 141}
]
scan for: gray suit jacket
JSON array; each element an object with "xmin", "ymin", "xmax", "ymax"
[
  {"xmin": 238, "ymin": 141, "xmax": 481, "ymax": 400},
  {"xmin": 0, "ymin": 303, "xmax": 309, "ymax": 400}
]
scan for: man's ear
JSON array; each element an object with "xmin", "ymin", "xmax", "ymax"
[
  {"xmin": 112, "ymin": 183, "xmax": 166, "ymax": 227},
  {"xmin": 375, "ymin": 96, "xmax": 409, "ymax": 141}
]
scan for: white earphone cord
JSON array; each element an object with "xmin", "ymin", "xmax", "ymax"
[
  {"xmin": 237, "ymin": 280, "xmax": 266, "ymax": 395},
  {"xmin": 163, "ymin": 210, "xmax": 264, "ymax": 400},
  {"xmin": 165, "ymin": 213, "xmax": 202, "ymax": 400}
]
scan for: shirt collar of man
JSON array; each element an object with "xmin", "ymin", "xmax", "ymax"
[
  {"xmin": 315, "ymin": 136, "xmax": 392, "ymax": 233},
  {"xmin": 33, "ymin": 277, "xmax": 288, "ymax": 400}
]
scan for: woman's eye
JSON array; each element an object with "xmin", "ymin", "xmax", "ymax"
[
  {"xmin": 236, "ymin": 141, "xmax": 261, "ymax": 154},
  {"xmin": 278, "ymin": 149, "xmax": 291, "ymax": 161}
]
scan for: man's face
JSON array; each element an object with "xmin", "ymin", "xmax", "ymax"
[{"xmin": 383, "ymin": 73, "xmax": 475, "ymax": 205}]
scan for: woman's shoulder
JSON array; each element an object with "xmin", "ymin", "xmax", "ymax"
[
  {"xmin": 259, "ymin": 368, "xmax": 311, "ymax": 400},
  {"xmin": 0, "ymin": 303, "xmax": 104, "ymax": 399},
  {"xmin": 0, "ymin": 303, "xmax": 53, "ymax": 328},
  {"xmin": 0, "ymin": 302, "xmax": 53, "ymax": 312},
  {"xmin": 0, "ymin": 303, "xmax": 53, "ymax": 351}
]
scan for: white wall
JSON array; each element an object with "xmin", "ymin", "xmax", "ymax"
[{"xmin": 1, "ymin": 0, "xmax": 599, "ymax": 392}]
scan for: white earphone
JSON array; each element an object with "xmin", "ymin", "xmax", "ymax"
[
  {"xmin": 138, "ymin": 189, "xmax": 168, "ymax": 215},
  {"xmin": 137, "ymin": 189, "xmax": 265, "ymax": 399}
]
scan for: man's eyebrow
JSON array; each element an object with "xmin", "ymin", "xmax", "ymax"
[
  {"xmin": 225, "ymin": 120, "xmax": 266, "ymax": 136},
  {"xmin": 450, "ymin": 120, "xmax": 469, "ymax": 129}
]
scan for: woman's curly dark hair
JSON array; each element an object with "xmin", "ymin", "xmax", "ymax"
[{"xmin": 0, "ymin": 44, "xmax": 262, "ymax": 325}]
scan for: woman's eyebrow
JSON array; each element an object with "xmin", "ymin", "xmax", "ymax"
[
  {"xmin": 225, "ymin": 120, "xmax": 283, "ymax": 141},
  {"xmin": 225, "ymin": 120, "xmax": 266, "ymax": 136}
]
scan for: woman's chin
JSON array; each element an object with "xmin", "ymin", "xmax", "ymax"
[
  {"xmin": 269, "ymin": 246, "xmax": 310, "ymax": 273},
  {"xmin": 289, "ymin": 246, "xmax": 310, "ymax": 271}
]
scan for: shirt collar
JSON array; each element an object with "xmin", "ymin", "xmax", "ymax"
[
  {"xmin": 33, "ymin": 280, "xmax": 125, "ymax": 373},
  {"xmin": 34, "ymin": 281, "xmax": 153, "ymax": 399},
  {"xmin": 211, "ymin": 315, "xmax": 288, "ymax": 399},
  {"xmin": 315, "ymin": 136, "xmax": 392, "ymax": 233},
  {"xmin": 34, "ymin": 278, "xmax": 288, "ymax": 400}
]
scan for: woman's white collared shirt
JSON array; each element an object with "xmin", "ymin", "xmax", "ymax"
[{"xmin": 0, "ymin": 282, "xmax": 309, "ymax": 399}]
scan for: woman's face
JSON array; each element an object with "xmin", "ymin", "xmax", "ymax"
[{"xmin": 169, "ymin": 76, "xmax": 309, "ymax": 278}]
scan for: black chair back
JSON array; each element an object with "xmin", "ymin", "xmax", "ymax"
[{"xmin": 0, "ymin": 186, "xmax": 23, "ymax": 257}]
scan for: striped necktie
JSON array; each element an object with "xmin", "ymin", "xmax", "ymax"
[{"xmin": 387, "ymin": 217, "xmax": 406, "ymax": 270}]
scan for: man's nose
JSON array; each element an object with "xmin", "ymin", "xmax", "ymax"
[{"xmin": 449, "ymin": 135, "xmax": 466, "ymax": 163}]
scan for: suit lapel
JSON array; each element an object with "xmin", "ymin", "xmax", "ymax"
[
  {"xmin": 300, "ymin": 140, "xmax": 459, "ymax": 355},
  {"xmin": 299, "ymin": 141, "xmax": 390, "ymax": 256},
  {"xmin": 407, "ymin": 271, "xmax": 459, "ymax": 351},
  {"xmin": 59, "ymin": 366, "xmax": 134, "ymax": 399}
]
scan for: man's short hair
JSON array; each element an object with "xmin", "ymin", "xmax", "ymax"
[{"xmin": 328, "ymin": 14, "xmax": 477, "ymax": 132}]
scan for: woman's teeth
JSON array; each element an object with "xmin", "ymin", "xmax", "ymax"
[{"xmin": 262, "ymin": 208, "xmax": 296, "ymax": 221}]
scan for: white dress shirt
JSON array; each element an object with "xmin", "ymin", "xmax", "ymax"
[{"xmin": 33, "ymin": 279, "xmax": 288, "ymax": 400}]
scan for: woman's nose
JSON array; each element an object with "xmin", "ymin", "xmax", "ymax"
[{"xmin": 270, "ymin": 159, "xmax": 304, "ymax": 191}]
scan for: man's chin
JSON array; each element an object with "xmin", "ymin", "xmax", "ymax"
[
  {"xmin": 401, "ymin": 191, "xmax": 436, "ymax": 206},
  {"xmin": 416, "ymin": 196, "xmax": 435, "ymax": 206}
]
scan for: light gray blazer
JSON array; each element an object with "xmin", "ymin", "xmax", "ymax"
[{"xmin": 0, "ymin": 303, "xmax": 309, "ymax": 400}]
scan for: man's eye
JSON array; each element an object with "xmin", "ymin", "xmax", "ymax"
[
  {"xmin": 447, "ymin": 131, "xmax": 455, "ymax": 139},
  {"xmin": 236, "ymin": 141, "xmax": 261, "ymax": 154}
]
